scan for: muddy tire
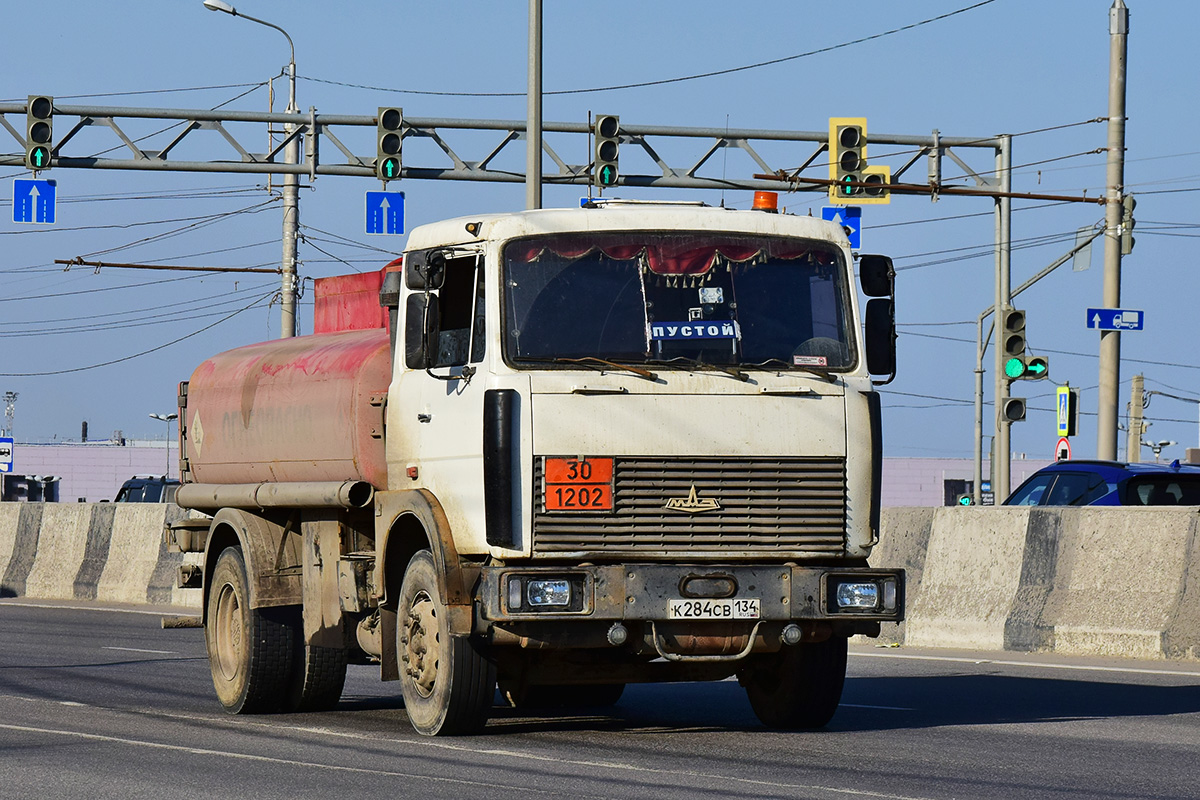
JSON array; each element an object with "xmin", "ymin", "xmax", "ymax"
[
  {"xmin": 285, "ymin": 624, "xmax": 348, "ymax": 713},
  {"xmin": 739, "ymin": 635, "xmax": 847, "ymax": 730},
  {"xmin": 397, "ymin": 551, "xmax": 495, "ymax": 736},
  {"xmin": 205, "ymin": 547, "xmax": 295, "ymax": 714}
]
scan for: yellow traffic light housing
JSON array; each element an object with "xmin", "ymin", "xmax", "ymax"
[{"xmin": 828, "ymin": 117, "xmax": 889, "ymax": 205}]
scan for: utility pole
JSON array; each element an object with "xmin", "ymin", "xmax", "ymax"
[
  {"xmin": 1097, "ymin": 0, "xmax": 1129, "ymax": 458},
  {"xmin": 2, "ymin": 391, "xmax": 16, "ymax": 438},
  {"xmin": 525, "ymin": 0, "xmax": 542, "ymax": 210},
  {"xmin": 1126, "ymin": 373, "xmax": 1145, "ymax": 462},
  {"xmin": 202, "ymin": 0, "xmax": 299, "ymax": 338},
  {"xmin": 280, "ymin": 54, "xmax": 299, "ymax": 338}
]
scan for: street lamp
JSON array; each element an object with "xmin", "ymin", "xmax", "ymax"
[
  {"xmin": 149, "ymin": 413, "xmax": 179, "ymax": 478},
  {"xmin": 202, "ymin": 0, "xmax": 300, "ymax": 338},
  {"xmin": 1143, "ymin": 439, "xmax": 1176, "ymax": 463}
]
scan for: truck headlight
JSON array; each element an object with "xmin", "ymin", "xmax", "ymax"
[
  {"xmin": 527, "ymin": 579, "xmax": 572, "ymax": 607},
  {"xmin": 835, "ymin": 581, "xmax": 880, "ymax": 610},
  {"xmin": 504, "ymin": 574, "xmax": 588, "ymax": 613}
]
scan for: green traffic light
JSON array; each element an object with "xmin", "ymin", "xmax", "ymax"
[
  {"xmin": 1004, "ymin": 357, "xmax": 1026, "ymax": 379},
  {"xmin": 841, "ymin": 175, "xmax": 855, "ymax": 196},
  {"xmin": 381, "ymin": 157, "xmax": 399, "ymax": 179},
  {"xmin": 598, "ymin": 164, "xmax": 617, "ymax": 187},
  {"xmin": 1025, "ymin": 357, "xmax": 1048, "ymax": 378},
  {"xmin": 957, "ymin": 494, "xmax": 973, "ymax": 506},
  {"xmin": 28, "ymin": 145, "xmax": 49, "ymax": 168}
]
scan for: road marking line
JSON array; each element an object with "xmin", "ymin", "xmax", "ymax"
[
  {"xmin": 264, "ymin": 721, "xmax": 941, "ymax": 800},
  {"xmin": 102, "ymin": 647, "xmax": 176, "ymax": 655},
  {"xmin": 0, "ymin": 600, "xmax": 189, "ymax": 618},
  {"xmin": 0, "ymin": 723, "xmax": 602, "ymax": 798},
  {"xmin": 852, "ymin": 651, "xmax": 1200, "ymax": 678}
]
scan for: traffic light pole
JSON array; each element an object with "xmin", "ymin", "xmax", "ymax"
[
  {"xmin": 993, "ymin": 136, "xmax": 1014, "ymax": 499},
  {"xmin": 1097, "ymin": 0, "xmax": 1129, "ymax": 460},
  {"xmin": 972, "ymin": 226, "xmax": 1105, "ymax": 504}
]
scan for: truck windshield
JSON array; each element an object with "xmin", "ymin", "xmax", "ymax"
[{"xmin": 503, "ymin": 232, "xmax": 853, "ymax": 370}]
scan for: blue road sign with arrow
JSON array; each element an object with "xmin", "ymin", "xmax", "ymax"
[
  {"xmin": 822, "ymin": 206, "xmax": 861, "ymax": 249},
  {"xmin": 1086, "ymin": 307, "xmax": 1144, "ymax": 331},
  {"xmin": 365, "ymin": 191, "xmax": 404, "ymax": 235},
  {"xmin": 13, "ymin": 179, "xmax": 56, "ymax": 224}
]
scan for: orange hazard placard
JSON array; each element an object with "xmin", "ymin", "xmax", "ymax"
[{"xmin": 543, "ymin": 457, "xmax": 614, "ymax": 511}]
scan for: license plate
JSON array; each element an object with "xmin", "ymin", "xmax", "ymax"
[
  {"xmin": 543, "ymin": 457, "xmax": 614, "ymax": 512},
  {"xmin": 667, "ymin": 598, "xmax": 760, "ymax": 620}
]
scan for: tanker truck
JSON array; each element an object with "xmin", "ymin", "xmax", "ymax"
[{"xmin": 167, "ymin": 194, "xmax": 904, "ymax": 736}]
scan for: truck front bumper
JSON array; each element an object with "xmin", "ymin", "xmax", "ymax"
[{"xmin": 479, "ymin": 563, "xmax": 904, "ymax": 626}]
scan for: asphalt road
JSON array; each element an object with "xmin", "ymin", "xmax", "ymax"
[{"xmin": 1, "ymin": 600, "xmax": 1198, "ymax": 800}]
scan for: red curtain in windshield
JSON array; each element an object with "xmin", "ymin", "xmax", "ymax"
[{"xmin": 509, "ymin": 236, "xmax": 816, "ymax": 275}]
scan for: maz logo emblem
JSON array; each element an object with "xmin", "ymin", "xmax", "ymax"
[{"xmin": 664, "ymin": 485, "xmax": 721, "ymax": 514}]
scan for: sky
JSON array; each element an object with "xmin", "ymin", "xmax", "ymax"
[{"xmin": 2, "ymin": 0, "xmax": 1199, "ymax": 470}]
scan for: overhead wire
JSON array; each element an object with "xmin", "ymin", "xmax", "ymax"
[
  {"xmin": 0, "ymin": 291, "xmax": 274, "ymax": 377},
  {"xmin": 0, "ymin": 283, "xmax": 275, "ymax": 328},
  {"xmin": 299, "ymin": 1, "xmax": 998, "ymax": 98},
  {"xmin": 0, "ymin": 290, "xmax": 277, "ymax": 338}
]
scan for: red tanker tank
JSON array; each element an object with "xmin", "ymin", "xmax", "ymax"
[{"xmin": 182, "ymin": 328, "xmax": 391, "ymax": 488}]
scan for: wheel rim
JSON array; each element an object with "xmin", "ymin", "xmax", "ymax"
[
  {"xmin": 213, "ymin": 582, "xmax": 242, "ymax": 682},
  {"xmin": 403, "ymin": 590, "xmax": 439, "ymax": 699}
]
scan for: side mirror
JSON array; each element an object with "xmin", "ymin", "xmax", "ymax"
[
  {"xmin": 406, "ymin": 250, "xmax": 447, "ymax": 291},
  {"xmin": 865, "ymin": 298, "xmax": 896, "ymax": 384},
  {"xmin": 405, "ymin": 293, "xmax": 440, "ymax": 370},
  {"xmin": 859, "ymin": 254, "xmax": 894, "ymax": 298}
]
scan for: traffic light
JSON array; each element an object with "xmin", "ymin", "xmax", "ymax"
[
  {"xmin": 956, "ymin": 493, "xmax": 974, "ymax": 506},
  {"xmin": 1001, "ymin": 397, "xmax": 1027, "ymax": 422},
  {"xmin": 25, "ymin": 95, "xmax": 53, "ymax": 171},
  {"xmin": 594, "ymin": 115, "xmax": 619, "ymax": 188},
  {"xmin": 1121, "ymin": 194, "xmax": 1136, "ymax": 255},
  {"xmin": 828, "ymin": 117, "xmax": 890, "ymax": 205},
  {"xmin": 376, "ymin": 107, "xmax": 403, "ymax": 182},
  {"xmin": 1004, "ymin": 354, "xmax": 1050, "ymax": 381},
  {"xmin": 999, "ymin": 306, "xmax": 1027, "ymax": 380}
]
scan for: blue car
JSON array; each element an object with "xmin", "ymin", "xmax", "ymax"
[{"xmin": 1004, "ymin": 459, "xmax": 1200, "ymax": 506}]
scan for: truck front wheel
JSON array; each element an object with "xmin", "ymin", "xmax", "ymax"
[
  {"xmin": 206, "ymin": 547, "xmax": 295, "ymax": 714},
  {"xmin": 396, "ymin": 551, "xmax": 495, "ymax": 735},
  {"xmin": 738, "ymin": 635, "xmax": 848, "ymax": 730}
]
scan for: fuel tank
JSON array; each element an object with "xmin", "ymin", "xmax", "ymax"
[{"xmin": 182, "ymin": 329, "xmax": 391, "ymax": 487}]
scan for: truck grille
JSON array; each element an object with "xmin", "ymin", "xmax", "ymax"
[{"xmin": 532, "ymin": 457, "xmax": 846, "ymax": 556}]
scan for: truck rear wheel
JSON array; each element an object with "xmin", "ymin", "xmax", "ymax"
[
  {"xmin": 739, "ymin": 635, "xmax": 847, "ymax": 730},
  {"xmin": 285, "ymin": 621, "xmax": 348, "ymax": 713},
  {"xmin": 397, "ymin": 551, "xmax": 495, "ymax": 735},
  {"xmin": 206, "ymin": 547, "xmax": 295, "ymax": 714}
]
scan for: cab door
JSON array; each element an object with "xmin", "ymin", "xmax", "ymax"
[{"xmin": 395, "ymin": 250, "xmax": 489, "ymax": 548}]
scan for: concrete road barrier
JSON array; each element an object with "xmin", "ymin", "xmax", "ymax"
[
  {"xmin": 0, "ymin": 501, "xmax": 198, "ymax": 609},
  {"xmin": 872, "ymin": 506, "xmax": 1200, "ymax": 661},
  {"xmin": 1, "ymin": 501, "xmax": 1197, "ymax": 661}
]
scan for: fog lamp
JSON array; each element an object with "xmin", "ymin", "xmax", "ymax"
[
  {"xmin": 527, "ymin": 579, "xmax": 572, "ymax": 607},
  {"xmin": 835, "ymin": 581, "xmax": 880, "ymax": 610}
]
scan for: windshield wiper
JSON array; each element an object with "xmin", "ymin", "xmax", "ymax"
[
  {"xmin": 749, "ymin": 358, "xmax": 839, "ymax": 383},
  {"xmin": 645, "ymin": 356, "xmax": 750, "ymax": 382},
  {"xmin": 519, "ymin": 356, "xmax": 658, "ymax": 381}
]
